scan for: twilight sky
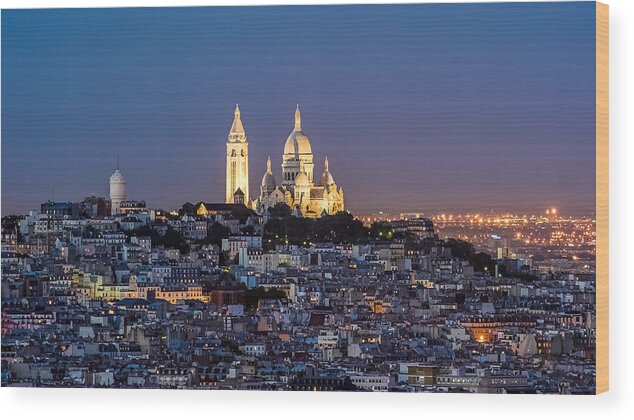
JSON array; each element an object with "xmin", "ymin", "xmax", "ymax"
[{"xmin": 1, "ymin": 3, "xmax": 596, "ymax": 216}]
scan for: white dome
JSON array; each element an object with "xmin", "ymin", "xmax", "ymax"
[
  {"xmin": 262, "ymin": 172, "xmax": 276, "ymax": 189},
  {"xmin": 321, "ymin": 170, "xmax": 334, "ymax": 186},
  {"xmin": 320, "ymin": 157, "xmax": 335, "ymax": 186},
  {"xmin": 284, "ymin": 131, "xmax": 313, "ymax": 155},
  {"xmin": 261, "ymin": 157, "xmax": 276, "ymax": 190},
  {"xmin": 283, "ymin": 105, "xmax": 312, "ymax": 155},
  {"xmin": 110, "ymin": 169, "xmax": 126, "ymax": 183}
]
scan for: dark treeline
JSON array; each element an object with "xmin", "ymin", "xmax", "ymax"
[{"xmin": 262, "ymin": 204, "xmax": 384, "ymax": 250}]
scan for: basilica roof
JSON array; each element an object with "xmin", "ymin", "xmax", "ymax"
[{"xmin": 310, "ymin": 188, "xmax": 325, "ymax": 200}]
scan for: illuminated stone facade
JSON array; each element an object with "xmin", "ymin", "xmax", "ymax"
[
  {"xmin": 225, "ymin": 105, "xmax": 249, "ymax": 204},
  {"xmin": 252, "ymin": 106, "xmax": 344, "ymax": 218}
]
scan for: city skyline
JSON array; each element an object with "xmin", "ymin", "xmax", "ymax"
[
  {"xmin": 0, "ymin": 2, "xmax": 602, "ymax": 395},
  {"xmin": 2, "ymin": 3, "xmax": 596, "ymax": 215}
]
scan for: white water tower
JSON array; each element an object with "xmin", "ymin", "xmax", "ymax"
[{"xmin": 109, "ymin": 165, "xmax": 127, "ymax": 215}]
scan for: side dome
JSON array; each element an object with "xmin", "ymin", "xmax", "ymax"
[
  {"xmin": 320, "ymin": 157, "xmax": 335, "ymax": 186},
  {"xmin": 261, "ymin": 157, "xmax": 277, "ymax": 191},
  {"xmin": 321, "ymin": 171, "xmax": 334, "ymax": 186},
  {"xmin": 283, "ymin": 105, "xmax": 312, "ymax": 155},
  {"xmin": 261, "ymin": 172, "xmax": 276, "ymax": 189}
]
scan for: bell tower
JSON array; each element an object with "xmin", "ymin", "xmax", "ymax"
[{"xmin": 226, "ymin": 104, "xmax": 249, "ymax": 203}]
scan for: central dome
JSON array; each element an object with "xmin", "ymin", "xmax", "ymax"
[
  {"xmin": 283, "ymin": 105, "xmax": 312, "ymax": 155},
  {"xmin": 284, "ymin": 131, "xmax": 313, "ymax": 155}
]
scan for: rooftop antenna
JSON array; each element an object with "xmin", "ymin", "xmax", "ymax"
[{"xmin": 116, "ymin": 154, "xmax": 120, "ymax": 171}]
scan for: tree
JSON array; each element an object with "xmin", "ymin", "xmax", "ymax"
[
  {"xmin": 471, "ymin": 252, "xmax": 496, "ymax": 274},
  {"xmin": 444, "ymin": 238, "xmax": 498, "ymax": 274},
  {"xmin": 179, "ymin": 202, "xmax": 196, "ymax": 216},
  {"xmin": 263, "ymin": 215, "xmax": 312, "ymax": 248},
  {"xmin": 268, "ymin": 203, "xmax": 292, "ymax": 219},
  {"xmin": 312, "ymin": 212, "xmax": 368, "ymax": 243},
  {"xmin": 153, "ymin": 226, "xmax": 189, "ymax": 254},
  {"xmin": 219, "ymin": 251, "xmax": 231, "ymax": 267},
  {"xmin": 263, "ymin": 211, "xmax": 370, "ymax": 248},
  {"xmin": 229, "ymin": 205, "xmax": 256, "ymax": 224},
  {"xmin": 202, "ymin": 222, "xmax": 231, "ymax": 247},
  {"xmin": 444, "ymin": 238, "xmax": 476, "ymax": 260},
  {"xmin": 125, "ymin": 224, "xmax": 152, "ymax": 240},
  {"xmin": 369, "ymin": 222, "xmax": 393, "ymax": 240}
]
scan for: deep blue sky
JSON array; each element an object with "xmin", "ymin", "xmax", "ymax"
[{"xmin": 1, "ymin": 3, "xmax": 596, "ymax": 216}]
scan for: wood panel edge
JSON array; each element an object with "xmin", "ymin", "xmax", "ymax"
[{"xmin": 595, "ymin": 0, "xmax": 609, "ymax": 395}]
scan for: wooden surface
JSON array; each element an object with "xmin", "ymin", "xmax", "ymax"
[{"xmin": 596, "ymin": 1, "xmax": 609, "ymax": 395}]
